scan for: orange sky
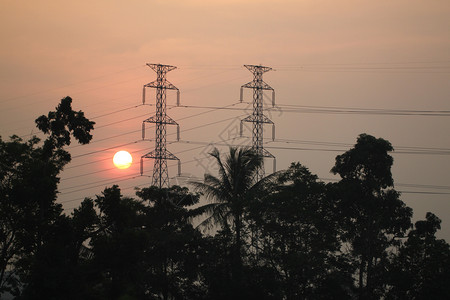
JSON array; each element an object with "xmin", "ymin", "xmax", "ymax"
[{"xmin": 1, "ymin": 0, "xmax": 450, "ymax": 240}]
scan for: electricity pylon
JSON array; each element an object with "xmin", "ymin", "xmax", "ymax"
[
  {"xmin": 240, "ymin": 64, "xmax": 276, "ymax": 182},
  {"xmin": 140, "ymin": 63, "xmax": 181, "ymax": 188}
]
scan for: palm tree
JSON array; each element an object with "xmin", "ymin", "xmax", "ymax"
[{"xmin": 190, "ymin": 146, "xmax": 270, "ymax": 288}]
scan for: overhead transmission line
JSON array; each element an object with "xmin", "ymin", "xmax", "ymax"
[
  {"xmin": 59, "ymin": 138, "xmax": 450, "ymax": 211},
  {"xmin": 68, "ymin": 112, "xmax": 246, "ymax": 162},
  {"xmin": 61, "ymin": 178, "xmax": 166, "ymax": 212},
  {"xmin": 62, "ymin": 137, "xmax": 450, "ymax": 194},
  {"xmin": 2, "ymin": 75, "xmax": 148, "ymax": 115},
  {"xmin": 65, "ymin": 146, "xmax": 152, "ymax": 170},
  {"xmin": 68, "ymin": 101, "xmax": 450, "ymax": 155},
  {"xmin": 60, "ymin": 157, "xmax": 450, "ymax": 212},
  {"xmin": 7, "ymin": 99, "xmax": 143, "ymax": 138},
  {"xmin": 60, "ymin": 174, "xmax": 138, "ymax": 195},
  {"xmin": 267, "ymin": 138, "xmax": 450, "ymax": 156},
  {"xmin": 58, "ymin": 145, "xmax": 225, "ymax": 207},
  {"xmin": 59, "ymin": 145, "xmax": 209, "ymax": 195},
  {"xmin": 45, "ymin": 61, "xmax": 450, "ymax": 211},
  {"xmin": 63, "ymin": 144, "xmax": 198, "ymax": 182},
  {"xmin": 15, "ymin": 97, "xmax": 450, "ymax": 145},
  {"xmin": 64, "ymin": 102, "xmax": 450, "ymax": 181},
  {"xmin": 0, "ymin": 65, "xmax": 145, "ymax": 105},
  {"xmin": 68, "ymin": 102, "xmax": 244, "ymax": 153},
  {"xmin": 273, "ymin": 61, "xmax": 450, "ymax": 73},
  {"xmin": 60, "ymin": 177, "xmax": 147, "ymax": 206},
  {"xmin": 61, "ymin": 127, "xmax": 247, "ymax": 185},
  {"xmin": 59, "ymin": 153, "xmax": 232, "ymax": 208},
  {"xmin": 91, "ymin": 104, "xmax": 144, "ymax": 119},
  {"xmin": 61, "ymin": 143, "xmax": 208, "ymax": 183},
  {"xmin": 266, "ymin": 103, "xmax": 450, "ymax": 117},
  {"xmin": 63, "ymin": 123, "xmax": 450, "ymax": 182}
]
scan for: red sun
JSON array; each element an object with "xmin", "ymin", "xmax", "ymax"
[{"xmin": 113, "ymin": 151, "xmax": 132, "ymax": 169}]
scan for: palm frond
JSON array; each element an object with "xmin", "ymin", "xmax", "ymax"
[
  {"xmin": 251, "ymin": 169, "xmax": 284, "ymax": 192},
  {"xmin": 189, "ymin": 176, "xmax": 229, "ymax": 203},
  {"xmin": 195, "ymin": 202, "xmax": 231, "ymax": 231},
  {"xmin": 188, "ymin": 202, "xmax": 221, "ymax": 219},
  {"xmin": 210, "ymin": 147, "xmax": 233, "ymax": 196},
  {"xmin": 188, "ymin": 146, "xmax": 268, "ymax": 236}
]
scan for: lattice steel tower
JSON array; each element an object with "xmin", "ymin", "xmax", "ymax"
[
  {"xmin": 140, "ymin": 63, "xmax": 181, "ymax": 188},
  {"xmin": 240, "ymin": 64, "xmax": 276, "ymax": 181}
]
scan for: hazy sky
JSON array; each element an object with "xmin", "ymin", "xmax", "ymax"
[{"xmin": 1, "ymin": 1, "xmax": 449, "ymax": 239}]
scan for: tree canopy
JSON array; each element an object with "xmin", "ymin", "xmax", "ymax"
[{"xmin": 1, "ymin": 101, "xmax": 449, "ymax": 300}]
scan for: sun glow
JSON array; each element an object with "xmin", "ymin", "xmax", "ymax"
[{"xmin": 113, "ymin": 151, "xmax": 132, "ymax": 169}]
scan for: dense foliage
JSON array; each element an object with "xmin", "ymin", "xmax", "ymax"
[{"xmin": 1, "ymin": 100, "xmax": 449, "ymax": 299}]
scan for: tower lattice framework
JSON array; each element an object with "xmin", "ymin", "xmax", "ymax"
[
  {"xmin": 240, "ymin": 64, "xmax": 276, "ymax": 182},
  {"xmin": 140, "ymin": 63, "xmax": 181, "ymax": 188}
]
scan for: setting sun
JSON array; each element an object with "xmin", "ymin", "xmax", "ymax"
[{"xmin": 113, "ymin": 151, "xmax": 132, "ymax": 169}]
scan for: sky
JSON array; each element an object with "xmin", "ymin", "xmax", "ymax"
[{"xmin": 1, "ymin": 0, "xmax": 449, "ymax": 240}]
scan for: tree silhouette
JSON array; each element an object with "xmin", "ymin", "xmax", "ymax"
[
  {"xmin": 388, "ymin": 212, "xmax": 450, "ymax": 299},
  {"xmin": 88, "ymin": 185, "xmax": 205, "ymax": 300},
  {"xmin": 331, "ymin": 134, "xmax": 413, "ymax": 299},
  {"xmin": 0, "ymin": 96, "xmax": 95, "ymax": 298},
  {"xmin": 136, "ymin": 185, "xmax": 206, "ymax": 300},
  {"xmin": 90, "ymin": 185, "xmax": 150, "ymax": 299},
  {"xmin": 190, "ymin": 147, "xmax": 272, "ymax": 294},
  {"xmin": 247, "ymin": 162, "xmax": 354, "ymax": 299},
  {"xmin": 3, "ymin": 103, "xmax": 449, "ymax": 300}
]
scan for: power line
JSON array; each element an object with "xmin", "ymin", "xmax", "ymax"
[
  {"xmin": 60, "ymin": 144, "xmax": 209, "ymax": 187},
  {"xmin": 0, "ymin": 65, "xmax": 145, "ymax": 104},
  {"xmin": 274, "ymin": 61, "xmax": 450, "ymax": 66},
  {"xmin": 270, "ymin": 138, "xmax": 450, "ymax": 156},
  {"xmin": 59, "ymin": 152, "xmax": 232, "ymax": 204},
  {"xmin": 319, "ymin": 177, "xmax": 450, "ymax": 191},
  {"xmin": 62, "ymin": 127, "xmax": 450, "ymax": 184},
  {"xmin": 396, "ymin": 183, "xmax": 450, "ymax": 191},
  {"xmin": 69, "ymin": 111, "xmax": 247, "ymax": 160},
  {"xmin": 60, "ymin": 174, "xmax": 137, "ymax": 195},
  {"xmin": 273, "ymin": 62, "xmax": 450, "ymax": 74},
  {"xmin": 59, "ymin": 167, "xmax": 450, "ymax": 212},
  {"xmin": 91, "ymin": 104, "xmax": 143, "ymax": 119},
  {"xmin": 272, "ymin": 103, "xmax": 450, "ymax": 113},
  {"xmin": 267, "ymin": 103, "xmax": 450, "ymax": 117},
  {"xmin": 399, "ymin": 191, "xmax": 450, "ymax": 195},
  {"xmin": 10, "ymin": 105, "xmax": 152, "ymax": 145},
  {"xmin": 64, "ymin": 134, "xmax": 450, "ymax": 184},
  {"xmin": 58, "ymin": 143, "xmax": 450, "ymax": 211},
  {"xmin": 65, "ymin": 146, "xmax": 150, "ymax": 170},
  {"xmin": 71, "ymin": 141, "xmax": 142, "ymax": 159},
  {"xmin": 10, "ymin": 99, "xmax": 450, "ymax": 145},
  {"xmin": 95, "ymin": 112, "xmax": 151, "ymax": 130},
  {"xmin": 67, "ymin": 102, "xmax": 241, "ymax": 151},
  {"xmin": 59, "ymin": 176, "xmax": 145, "ymax": 205},
  {"xmin": 59, "ymin": 137, "xmax": 242, "ymax": 196},
  {"xmin": 69, "ymin": 129, "xmax": 143, "ymax": 149},
  {"xmin": 1, "ymin": 75, "xmax": 148, "ymax": 115},
  {"xmin": 264, "ymin": 144, "xmax": 450, "ymax": 156},
  {"xmin": 178, "ymin": 104, "xmax": 245, "ymax": 111}
]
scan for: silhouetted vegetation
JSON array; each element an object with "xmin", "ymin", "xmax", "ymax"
[{"xmin": 1, "ymin": 100, "xmax": 449, "ymax": 299}]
